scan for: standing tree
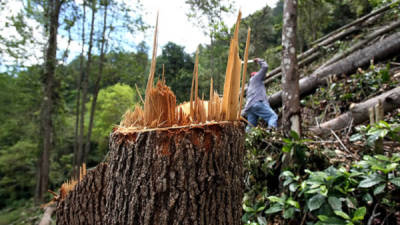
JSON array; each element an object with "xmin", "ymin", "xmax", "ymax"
[
  {"xmin": 281, "ymin": 0, "xmax": 301, "ymax": 136},
  {"xmin": 36, "ymin": 0, "xmax": 65, "ymax": 203}
]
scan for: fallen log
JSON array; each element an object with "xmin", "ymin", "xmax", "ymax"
[
  {"xmin": 269, "ymin": 31, "xmax": 400, "ymax": 108},
  {"xmin": 319, "ymin": 19, "xmax": 400, "ymax": 68},
  {"xmin": 264, "ymin": 2, "xmax": 398, "ymax": 82},
  {"xmin": 265, "ymin": 25, "xmax": 360, "ymax": 80},
  {"xmin": 264, "ymin": 51, "xmax": 321, "ymax": 85},
  {"xmin": 310, "ymin": 1, "xmax": 398, "ymax": 46},
  {"xmin": 310, "ymin": 86, "xmax": 400, "ymax": 135}
]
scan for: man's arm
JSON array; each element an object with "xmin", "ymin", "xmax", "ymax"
[{"xmin": 253, "ymin": 59, "xmax": 268, "ymax": 82}]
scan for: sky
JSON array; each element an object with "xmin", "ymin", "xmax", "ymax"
[
  {"xmin": 141, "ymin": 0, "xmax": 279, "ymax": 54},
  {"xmin": 0, "ymin": 0, "xmax": 278, "ymax": 69}
]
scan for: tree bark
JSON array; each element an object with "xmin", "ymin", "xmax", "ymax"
[
  {"xmin": 269, "ymin": 31, "xmax": 400, "ymax": 108},
  {"xmin": 36, "ymin": 0, "xmax": 62, "ymax": 203},
  {"xmin": 56, "ymin": 163, "xmax": 108, "ymax": 225},
  {"xmin": 56, "ymin": 123, "xmax": 245, "ymax": 225},
  {"xmin": 319, "ymin": 19, "xmax": 400, "ymax": 68},
  {"xmin": 310, "ymin": 87, "xmax": 400, "ymax": 135},
  {"xmin": 105, "ymin": 123, "xmax": 245, "ymax": 225},
  {"xmin": 282, "ymin": 0, "xmax": 301, "ymax": 135},
  {"xmin": 74, "ymin": 0, "xmax": 86, "ymax": 169},
  {"xmin": 77, "ymin": 0, "xmax": 96, "ymax": 166},
  {"xmin": 85, "ymin": 1, "xmax": 108, "ymax": 161}
]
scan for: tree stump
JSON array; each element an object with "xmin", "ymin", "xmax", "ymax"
[
  {"xmin": 105, "ymin": 122, "xmax": 245, "ymax": 225},
  {"xmin": 56, "ymin": 163, "xmax": 108, "ymax": 225}
]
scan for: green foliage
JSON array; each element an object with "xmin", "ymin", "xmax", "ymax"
[
  {"xmin": 156, "ymin": 42, "xmax": 194, "ymax": 103},
  {"xmin": 350, "ymin": 121, "xmax": 400, "ymax": 146},
  {"xmin": 90, "ymin": 83, "xmax": 136, "ymax": 156},
  {"xmin": 0, "ymin": 140, "xmax": 38, "ymax": 207}
]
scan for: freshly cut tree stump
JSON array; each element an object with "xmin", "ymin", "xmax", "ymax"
[
  {"xmin": 56, "ymin": 163, "xmax": 108, "ymax": 225},
  {"xmin": 55, "ymin": 11, "xmax": 248, "ymax": 225},
  {"xmin": 105, "ymin": 122, "xmax": 245, "ymax": 225}
]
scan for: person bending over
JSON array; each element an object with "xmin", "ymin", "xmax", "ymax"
[{"xmin": 242, "ymin": 58, "xmax": 278, "ymax": 131}]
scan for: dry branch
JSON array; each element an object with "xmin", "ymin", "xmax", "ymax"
[
  {"xmin": 311, "ymin": 87, "xmax": 400, "ymax": 135},
  {"xmin": 269, "ymin": 32, "xmax": 400, "ymax": 108}
]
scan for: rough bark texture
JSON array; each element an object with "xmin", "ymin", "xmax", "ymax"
[
  {"xmin": 85, "ymin": 2, "xmax": 108, "ymax": 161},
  {"xmin": 282, "ymin": 0, "xmax": 301, "ymax": 135},
  {"xmin": 105, "ymin": 122, "xmax": 245, "ymax": 225},
  {"xmin": 77, "ymin": 0, "xmax": 96, "ymax": 166},
  {"xmin": 269, "ymin": 31, "xmax": 400, "ymax": 108},
  {"xmin": 311, "ymin": 87, "xmax": 400, "ymax": 135},
  {"xmin": 36, "ymin": 0, "xmax": 62, "ymax": 203},
  {"xmin": 56, "ymin": 163, "xmax": 108, "ymax": 225}
]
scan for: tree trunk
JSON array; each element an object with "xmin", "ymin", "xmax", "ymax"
[
  {"xmin": 282, "ymin": 0, "xmax": 301, "ymax": 135},
  {"xmin": 269, "ymin": 31, "xmax": 400, "ymax": 108},
  {"xmin": 85, "ymin": 1, "xmax": 108, "ymax": 160},
  {"xmin": 310, "ymin": 86, "xmax": 400, "ymax": 135},
  {"xmin": 77, "ymin": 0, "xmax": 96, "ymax": 166},
  {"xmin": 35, "ymin": 0, "xmax": 62, "ymax": 203},
  {"xmin": 74, "ymin": 0, "xmax": 86, "ymax": 169},
  {"xmin": 319, "ymin": 19, "xmax": 400, "ymax": 68},
  {"xmin": 57, "ymin": 123, "xmax": 245, "ymax": 225},
  {"xmin": 56, "ymin": 163, "xmax": 108, "ymax": 225},
  {"xmin": 263, "ymin": 1, "xmax": 398, "ymax": 82},
  {"xmin": 105, "ymin": 123, "xmax": 245, "ymax": 225}
]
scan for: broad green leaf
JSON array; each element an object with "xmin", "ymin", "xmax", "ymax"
[
  {"xmin": 307, "ymin": 194, "xmax": 326, "ymax": 211},
  {"xmin": 362, "ymin": 193, "xmax": 373, "ymax": 204},
  {"xmin": 390, "ymin": 177, "xmax": 400, "ymax": 187},
  {"xmin": 268, "ymin": 196, "xmax": 284, "ymax": 204},
  {"xmin": 243, "ymin": 204, "xmax": 255, "ymax": 213},
  {"xmin": 373, "ymin": 184, "xmax": 385, "ymax": 195},
  {"xmin": 286, "ymin": 198, "xmax": 300, "ymax": 209},
  {"xmin": 265, "ymin": 204, "xmax": 283, "ymax": 214},
  {"xmin": 317, "ymin": 215, "xmax": 347, "ymax": 224},
  {"xmin": 349, "ymin": 133, "xmax": 363, "ymax": 142},
  {"xmin": 256, "ymin": 205, "xmax": 266, "ymax": 212},
  {"xmin": 283, "ymin": 207, "xmax": 295, "ymax": 219},
  {"xmin": 358, "ymin": 175, "xmax": 384, "ymax": 188},
  {"xmin": 289, "ymin": 183, "xmax": 298, "ymax": 192},
  {"xmin": 375, "ymin": 155, "xmax": 389, "ymax": 161},
  {"xmin": 334, "ymin": 210, "xmax": 350, "ymax": 220},
  {"xmin": 328, "ymin": 196, "xmax": 342, "ymax": 211},
  {"xmin": 352, "ymin": 207, "xmax": 366, "ymax": 222},
  {"xmin": 257, "ymin": 215, "xmax": 267, "ymax": 225}
]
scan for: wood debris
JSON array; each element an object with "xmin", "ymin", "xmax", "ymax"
[{"xmin": 119, "ymin": 11, "xmax": 250, "ymax": 131}]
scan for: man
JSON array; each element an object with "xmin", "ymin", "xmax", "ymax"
[{"xmin": 242, "ymin": 58, "xmax": 278, "ymax": 131}]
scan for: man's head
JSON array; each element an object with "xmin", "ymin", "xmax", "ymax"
[{"xmin": 251, "ymin": 72, "xmax": 257, "ymax": 77}]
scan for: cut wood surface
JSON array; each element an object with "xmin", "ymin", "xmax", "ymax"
[
  {"xmin": 269, "ymin": 32, "xmax": 400, "ymax": 108},
  {"xmin": 310, "ymin": 86, "xmax": 400, "ymax": 135},
  {"xmin": 56, "ymin": 11, "xmax": 247, "ymax": 225}
]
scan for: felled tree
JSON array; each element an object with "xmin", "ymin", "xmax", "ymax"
[{"xmin": 56, "ymin": 11, "xmax": 249, "ymax": 225}]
